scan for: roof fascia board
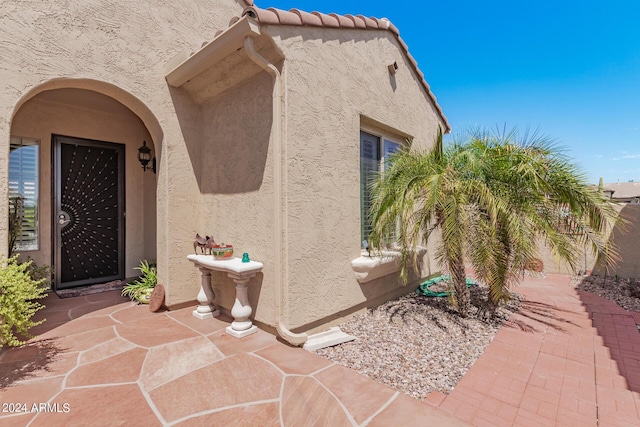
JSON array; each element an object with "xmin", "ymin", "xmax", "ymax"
[{"xmin": 166, "ymin": 15, "xmax": 261, "ymax": 87}]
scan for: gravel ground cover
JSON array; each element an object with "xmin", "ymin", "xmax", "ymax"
[
  {"xmin": 573, "ymin": 274, "xmax": 640, "ymax": 312},
  {"xmin": 315, "ymin": 285, "xmax": 521, "ymax": 400},
  {"xmin": 315, "ymin": 273, "xmax": 640, "ymax": 401}
]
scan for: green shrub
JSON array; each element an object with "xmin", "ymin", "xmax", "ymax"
[
  {"xmin": 22, "ymin": 257, "xmax": 52, "ymax": 289},
  {"xmin": 0, "ymin": 256, "xmax": 47, "ymax": 347}
]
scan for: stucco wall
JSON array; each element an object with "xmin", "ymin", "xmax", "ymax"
[
  {"xmin": 537, "ymin": 242, "xmax": 596, "ymax": 276},
  {"xmin": 0, "ymin": 0, "xmax": 245, "ymax": 301},
  {"xmin": 267, "ymin": 26, "xmax": 446, "ymax": 329},
  {"xmin": 195, "ymin": 71, "xmax": 277, "ymax": 322},
  {"xmin": 600, "ymin": 204, "xmax": 640, "ymax": 278},
  {"xmin": 167, "ymin": 24, "xmax": 446, "ymax": 331},
  {"xmin": 11, "ymin": 96, "xmax": 155, "ymax": 276},
  {"xmin": 535, "ymin": 203, "xmax": 638, "ymax": 277}
]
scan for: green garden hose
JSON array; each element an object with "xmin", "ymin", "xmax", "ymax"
[{"xmin": 416, "ymin": 275, "xmax": 476, "ymax": 297}]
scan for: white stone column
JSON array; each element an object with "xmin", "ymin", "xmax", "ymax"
[
  {"xmin": 225, "ymin": 272, "xmax": 258, "ymax": 338},
  {"xmin": 193, "ymin": 267, "xmax": 220, "ymax": 319}
]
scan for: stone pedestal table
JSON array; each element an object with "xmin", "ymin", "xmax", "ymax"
[{"xmin": 186, "ymin": 255, "xmax": 263, "ymax": 338}]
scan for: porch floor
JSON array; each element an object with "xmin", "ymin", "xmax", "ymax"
[{"xmin": 0, "ymin": 290, "xmax": 463, "ymax": 426}]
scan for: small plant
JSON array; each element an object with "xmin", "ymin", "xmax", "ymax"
[
  {"xmin": 122, "ymin": 260, "xmax": 157, "ymax": 304},
  {"xmin": 21, "ymin": 256, "xmax": 52, "ymax": 289},
  {"xmin": 28, "ymin": 262, "xmax": 52, "ymax": 289},
  {"xmin": 0, "ymin": 256, "xmax": 47, "ymax": 347}
]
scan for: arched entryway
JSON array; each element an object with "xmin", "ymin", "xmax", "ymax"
[{"xmin": 9, "ymin": 81, "xmax": 162, "ymax": 290}]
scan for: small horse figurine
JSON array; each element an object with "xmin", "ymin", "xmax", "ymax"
[{"xmin": 194, "ymin": 233, "xmax": 216, "ymax": 254}]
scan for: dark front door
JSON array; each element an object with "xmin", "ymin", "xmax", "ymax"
[{"xmin": 53, "ymin": 135, "xmax": 125, "ymax": 289}]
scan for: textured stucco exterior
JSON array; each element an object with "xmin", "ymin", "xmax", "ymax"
[
  {"xmin": 169, "ymin": 23, "xmax": 445, "ymax": 330},
  {"xmin": 0, "ymin": 0, "xmax": 246, "ymax": 297},
  {"xmin": 196, "ymin": 71, "xmax": 279, "ymax": 322},
  {"xmin": 1, "ymin": 1, "xmax": 446, "ymax": 333},
  {"xmin": 598, "ymin": 204, "xmax": 640, "ymax": 278},
  {"xmin": 265, "ymin": 25, "xmax": 445, "ymax": 329}
]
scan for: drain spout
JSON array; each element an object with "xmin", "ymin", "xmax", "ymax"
[{"xmin": 243, "ymin": 36, "xmax": 307, "ymax": 346}]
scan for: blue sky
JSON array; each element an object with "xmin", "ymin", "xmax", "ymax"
[{"xmin": 260, "ymin": 0, "xmax": 640, "ymax": 184}]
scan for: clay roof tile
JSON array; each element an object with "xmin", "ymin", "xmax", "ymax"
[
  {"xmin": 243, "ymin": 6, "xmax": 280, "ymax": 25},
  {"xmin": 368, "ymin": 17, "xmax": 382, "ymax": 29},
  {"xmin": 378, "ymin": 18, "xmax": 392, "ymax": 30},
  {"xmin": 268, "ymin": 8, "xmax": 301, "ymax": 25},
  {"xmin": 345, "ymin": 14, "xmax": 367, "ymax": 29},
  {"xmin": 330, "ymin": 13, "xmax": 355, "ymax": 28},
  {"xmin": 312, "ymin": 11, "xmax": 340, "ymax": 28},
  {"xmin": 356, "ymin": 15, "xmax": 378, "ymax": 29},
  {"xmin": 387, "ymin": 22, "xmax": 400, "ymax": 36},
  {"xmin": 397, "ymin": 36, "xmax": 410, "ymax": 53},
  {"xmin": 291, "ymin": 9, "xmax": 323, "ymax": 26},
  {"xmin": 406, "ymin": 54, "xmax": 419, "ymax": 71}
]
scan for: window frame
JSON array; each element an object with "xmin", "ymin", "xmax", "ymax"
[
  {"xmin": 360, "ymin": 128, "xmax": 402, "ymax": 246},
  {"xmin": 9, "ymin": 136, "xmax": 40, "ymax": 252}
]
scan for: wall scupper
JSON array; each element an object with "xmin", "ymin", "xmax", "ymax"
[{"xmin": 164, "ymin": 15, "xmax": 283, "ymax": 104}]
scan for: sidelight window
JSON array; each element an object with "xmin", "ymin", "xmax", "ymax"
[{"xmin": 9, "ymin": 136, "xmax": 39, "ymax": 251}]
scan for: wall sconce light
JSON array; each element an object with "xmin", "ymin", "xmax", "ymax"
[
  {"xmin": 137, "ymin": 140, "xmax": 156, "ymax": 173},
  {"xmin": 387, "ymin": 61, "xmax": 398, "ymax": 75}
]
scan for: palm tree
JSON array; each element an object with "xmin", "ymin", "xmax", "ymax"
[{"xmin": 369, "ymin": 127, "xmax": 620, "ymax": 317}]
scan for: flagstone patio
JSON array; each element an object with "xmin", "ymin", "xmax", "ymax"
[
  {"xmin": 1, "ymin": 273, "xmax": 639, "ymax": 426},
  {"xmin": 0, "ymin": 290, "xmax": 464, "ymax": 426}
]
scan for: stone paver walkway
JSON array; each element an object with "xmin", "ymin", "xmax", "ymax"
[
  {"xmin": 428, "ymin": 273, "xmax": 640, "ymax": 426},
  {"xmin": 0, "ymin": 290, "xmax": 464, "ymax": 426},
  {"xmin": 2, "ymin": 273, "xmax": 639, "ymax": 426}
]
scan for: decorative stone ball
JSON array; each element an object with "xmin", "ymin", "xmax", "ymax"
[{"xmin": 212, "ymin": 244, "xmax": 234, "ymax": 260}]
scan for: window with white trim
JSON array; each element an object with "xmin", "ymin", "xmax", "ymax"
[
  {"xmin": 9, "ymin": 136, "xmax": 39, "ymax": 251},
  {"xmin": 360, "ymin": 131, "xmax": 400, "ymax": 244}
]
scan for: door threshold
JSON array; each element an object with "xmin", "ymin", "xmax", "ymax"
[{"xmin": 55, "ymin": 279, "xmax": 131, "ymax": 299}]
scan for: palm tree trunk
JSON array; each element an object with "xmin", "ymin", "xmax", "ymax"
[
  {"xmin": 450, "ymin": 257, "xmax": 470, "ymax": 317},
  {"xmin": 489, "ymin": 221, "xmax": 510, "ymax": 309}
]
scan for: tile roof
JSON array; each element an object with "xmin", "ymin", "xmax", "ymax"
[
  {"xmin": 603, "ymin": 182, "xmax": 640, "ymax": 199},
  {"xmin": 241, "ymin": 3, "xmax": 450, "ymax": 132}
]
